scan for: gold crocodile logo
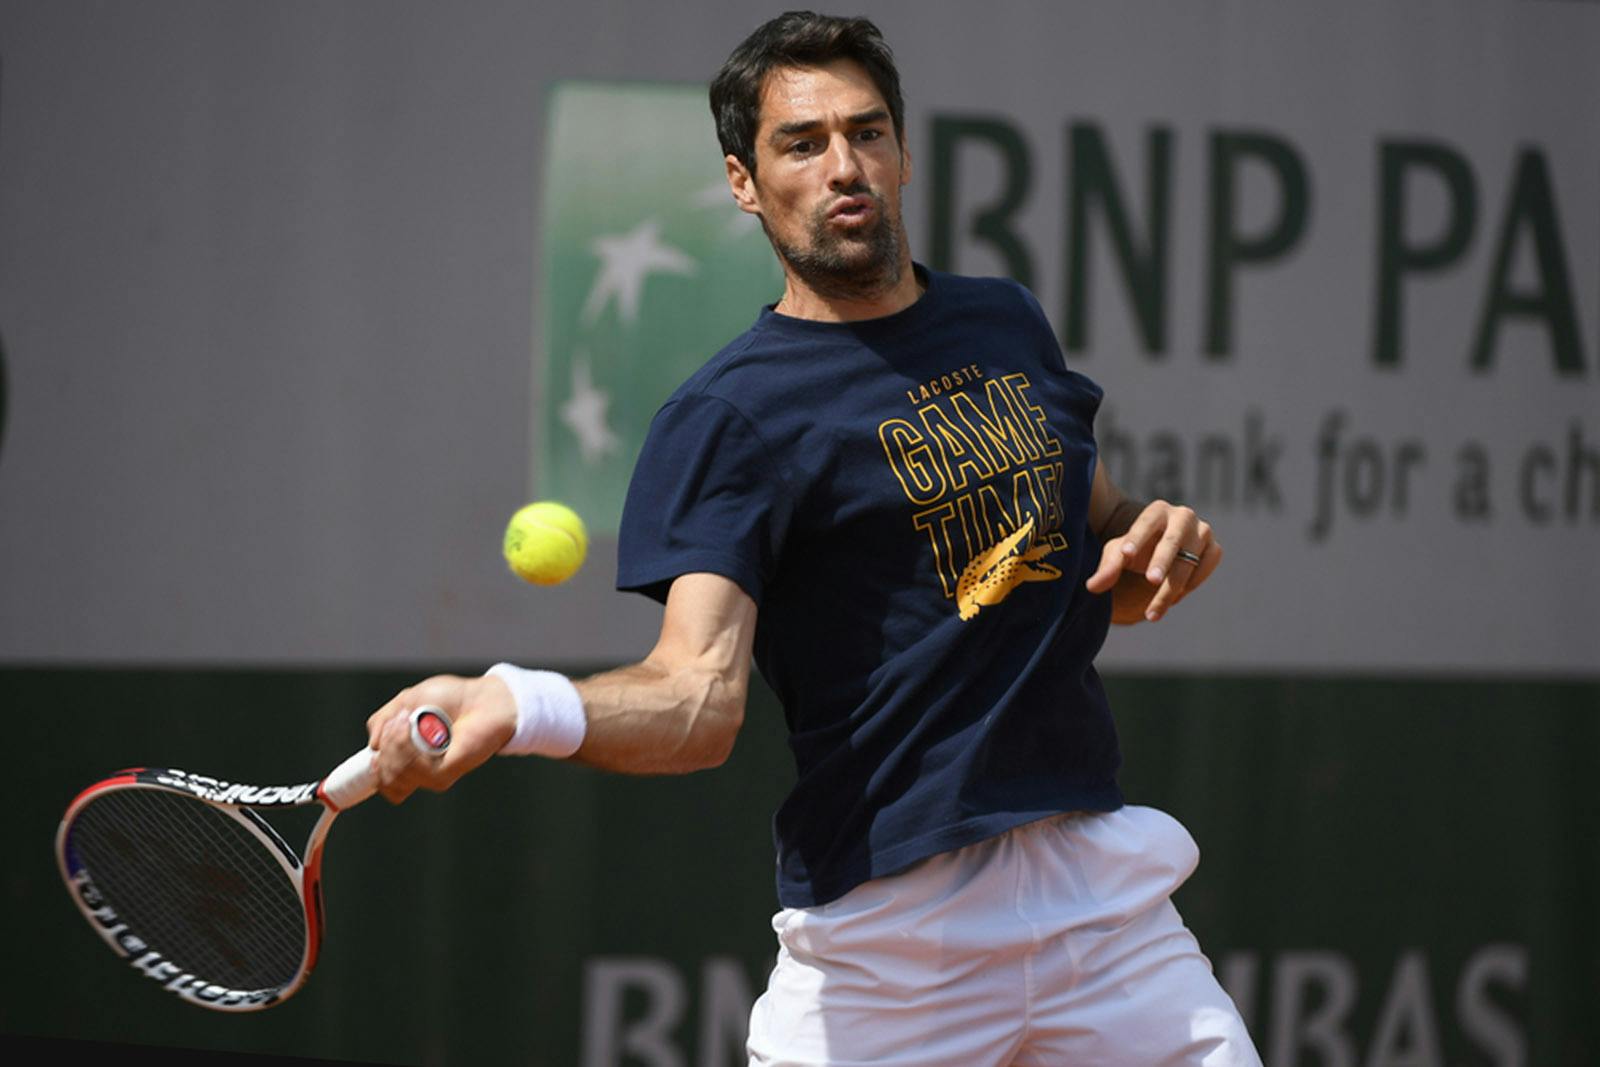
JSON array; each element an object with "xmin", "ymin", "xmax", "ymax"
[{"xmin": 955, "ymin": 516, "xmax": 1062, "ymax": 620}]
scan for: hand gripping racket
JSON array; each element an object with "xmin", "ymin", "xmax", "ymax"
[{"xmin": 55, "ymin": 705, "xmax": 452, "ymax": 1011}]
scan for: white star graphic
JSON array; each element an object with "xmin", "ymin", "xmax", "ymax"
[
  {"xmin": 581, "ymin": 219, "xmax": 697, "ymax": 325},
  {"xmin": 560, "ymin": 352, "xmax": 621, "ymax": 465}
]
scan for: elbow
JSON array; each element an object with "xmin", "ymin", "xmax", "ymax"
[
  {"xmin": 674, "ymin": 658, "xmax": 746, "ymax": 770},
  {"xmin": 688, "ymin": 691, "xmax": 745, "ymax": 770}
]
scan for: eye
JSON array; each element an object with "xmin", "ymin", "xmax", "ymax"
[
  {"xmin": 789, "ymin": 139, "xmax": 817, "ymax": 156},
  {"xmin": 857, "ymin": 128, "xmax": 882, "ymax": 142}
]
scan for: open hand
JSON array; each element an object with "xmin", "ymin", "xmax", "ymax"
[{"xmin": 1084, "ymin": 502, "xmax": 1221, "ymax": 623}]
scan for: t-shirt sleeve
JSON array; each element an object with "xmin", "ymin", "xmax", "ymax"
[
  {"xmin": 1008, "ymin": 277, "xmax": 1104, "ymax": 415},
  {"xmin": 616, "ymin": 392, "xmax": 792, "ymax": 606}
]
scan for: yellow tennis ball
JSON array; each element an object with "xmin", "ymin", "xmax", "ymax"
[{"xmin": 503, "ymin": 501, "xmax": 588, "ymax": 586}]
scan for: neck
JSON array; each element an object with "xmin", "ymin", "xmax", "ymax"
[{"xmin": 773, "ymin": 254, "xmax": 923, "ymax": 322}]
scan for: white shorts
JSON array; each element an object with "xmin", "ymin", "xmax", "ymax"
[{"xmin": 747, "ymin": 806, "xmax": 1261, "ymax": 1067}]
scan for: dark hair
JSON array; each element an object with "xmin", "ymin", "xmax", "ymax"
[{"xmin": 709, "ymin": 11, "xmax": 905, "ymax": 174}]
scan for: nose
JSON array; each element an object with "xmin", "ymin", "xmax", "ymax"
[{"xmin": 823, "ymin": 133, "xmax": 864, "ymax": 191}]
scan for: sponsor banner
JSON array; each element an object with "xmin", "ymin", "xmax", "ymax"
[
  {"xmin": 6, "ymin": 667, "xmax": 1595, "ymax": 1064},
  {"xmin": 574, "ymin": 944, "xmax": 1532, "ymax": 1067},
  {"xmin": 533, "ymin": 67, "xmax": 1599, "ymax": 672},
  {"xmin": 0, "ymin": 3, "xmax": 1594, "ymax": 665},
  {"xmin": 920, "ymin": 96, "xmax": 1598, "ymax": 672}
]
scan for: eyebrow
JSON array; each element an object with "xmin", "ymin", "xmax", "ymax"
[{"xmin": 768, "ymin": 108, "xmax": 891, "ymax": 144}]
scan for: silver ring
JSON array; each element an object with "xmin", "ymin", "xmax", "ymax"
[{"xmin": 1174, "ymin": 549, "xmax": 1203, "ymax": 567}]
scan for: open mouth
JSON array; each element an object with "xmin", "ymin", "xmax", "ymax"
[{"xmin": 828, "ymin": 195, "xmax": 875, "ymax": 221}]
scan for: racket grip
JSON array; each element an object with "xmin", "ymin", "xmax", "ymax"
[
  {"xmin": 321, "ymin": 705, "xmax": 454, "ymax": 811},
  {"xmin": 322, "ymin": 748, "xmax": 380, "ymax": 810}
]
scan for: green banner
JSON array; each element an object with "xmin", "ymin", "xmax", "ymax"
[
  {"xmin": 538, "ymin": 83, "xmax": 783, "ymax": 533},
  {"xmin": 4, "ymin": 668, "xmax": 1594, "ymax": 1064}
]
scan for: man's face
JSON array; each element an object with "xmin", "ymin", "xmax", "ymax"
[{"xmin": 727, "ymin": 59, "xmax": 911, "ymax": 300}]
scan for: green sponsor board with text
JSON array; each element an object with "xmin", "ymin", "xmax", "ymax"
[{"xmin": 2, "ymin": 668, "xmax": 1593, "ymax": 1065}]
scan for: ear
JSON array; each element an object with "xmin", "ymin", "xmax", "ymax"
[
  {"xmin": 726, "ymin": 155, "xmax": 761, "ymax": 216},
  {"xmin": 899, "ymin": 139, "xmax": 913, "ymax": 188}
]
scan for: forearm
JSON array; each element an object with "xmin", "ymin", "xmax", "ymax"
[
  {"xmin": 1087, "ymin": 461, "xmax": 1145, "ymax": 542},
  {"xmin": 568, "ymin": 655, "xmax": 746, "ymax": 775},
  {"xmin": 367, "ymin": 574, "xmax": 755, "ymax": 800},
  {"xmin": 1095, "ymin": 493, "xmax": 1146, "ymax": 542}
]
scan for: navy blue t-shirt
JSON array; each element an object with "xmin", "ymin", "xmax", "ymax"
[{"xmin": 618, "ymin": 266, "xmax": 1122, "ymax": 907}]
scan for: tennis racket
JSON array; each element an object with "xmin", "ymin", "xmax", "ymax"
[{"xmin": 55, "ymin": 705, "xmax": 452, "ymax": 1012}]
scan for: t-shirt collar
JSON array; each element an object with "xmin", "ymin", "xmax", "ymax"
[{"xmin": 756, "ymin": 263, "xmax": 938, "ymax": 338}]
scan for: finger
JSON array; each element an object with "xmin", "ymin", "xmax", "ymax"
[
  {"xmin": 1147, "ymin": 537, "xmax": 1222, "ymax": 621},
  {"xmin": 428, "ymin": 710, "xmax": 509, "ymax": 790},
  {"xmin": 409, "ymin": 727, "xmax": 462, "ymax": 793},
  {"xmin": 1143, "ymin": 577, "xmax": 1176, "ymax": 622},
  {"xmin": 376, "ymin": 712, "xmax": 424, "ymax": 803},
  {"xmin": 378, "ymin": 779, "xmax": 416, "ymax": 804},
  {"xmin": 1143, "ymin": 506, "xmax": 1199, "ymax": 585},
  {"xmin": 366, "ymin": 688, "xmax": 412, "ymax": 747},
  {"xmin": 1115, "ymin": 504, "xmax": 1171, "ymax": 573},
  {"xmin": 1158, "ymin": 520, "xmax": 1212, "ymax": 599},
  {"xmin": 1179, "ymin": 539, "xmax": 1223, "ymax": 600},
  {"xmin": 1084, "ymin": 536, "xmax": 1131, "ymax": 593}
]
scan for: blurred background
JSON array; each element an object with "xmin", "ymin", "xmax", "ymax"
[{"xmin": 1, "ymin": 1, "xmax": 1595, "ymax": 1064}]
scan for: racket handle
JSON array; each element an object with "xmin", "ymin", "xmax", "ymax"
[{"xmin": 321, "ymin": 705, "xmax": 454, "ymax": 811}]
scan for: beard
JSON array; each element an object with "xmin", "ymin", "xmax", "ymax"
[{"xmin": 763, "ymin": 184, "xmax": 904, "ymax": 302}]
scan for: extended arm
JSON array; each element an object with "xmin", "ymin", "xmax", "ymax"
[
  {"xmin": 1083, "ymin": 462, "xmax": 1223, "ymax": 624},
  {"xmin": 365, "ymin": 572, "xmax": 756, "ymax": 801}
]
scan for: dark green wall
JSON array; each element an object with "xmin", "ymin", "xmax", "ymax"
[{"xmin": 3, "ymin": 668, "xmax": 1594, "ymax": 1065}]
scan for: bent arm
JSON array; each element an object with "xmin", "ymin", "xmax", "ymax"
[{"xmin": 569, "ymin": 572, "xmax": 755, "ymax": 774}]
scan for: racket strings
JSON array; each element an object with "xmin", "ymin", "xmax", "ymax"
[{"xmin": 66, "ymin": 787, "xmax": 308, "ymax": 993}]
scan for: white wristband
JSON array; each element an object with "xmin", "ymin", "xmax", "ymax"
[{"xmin": 485, "ymin": 663, "xmax": 588, "ymax": 758}]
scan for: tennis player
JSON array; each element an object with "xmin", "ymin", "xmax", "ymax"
[{"xmin": 369, "ymin": 12, "xmax": 1261, "ymax": 1065}]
